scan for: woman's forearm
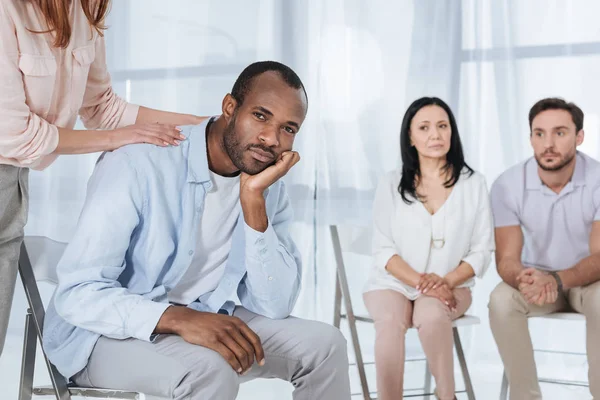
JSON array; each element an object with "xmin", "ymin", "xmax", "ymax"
[
  {"xmin": 445, "ymin": 261, "xmax": 475, "ymax": 289},
  {"xmin": 54, "ymin": 127, "xmax": 114, "ymax": 154},
  {"xmin": 385, "ymin": 255, "xmax": 422, "ymax": 288},
  {"xmin": 136, "ymin": 106, "xmax": 206, "ymax": 126}
]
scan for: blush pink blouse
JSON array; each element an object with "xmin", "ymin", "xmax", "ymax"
[{"xmin": 0, "ymin": 0, "xmax": 139, "ymax": 170}]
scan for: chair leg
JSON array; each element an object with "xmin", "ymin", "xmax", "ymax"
[
  {"xmin": 453, "ymin": 327, "xmax": 476, "ymax": 400},
  {"xmin": 19, "ymin": 243, "xmax": 72, "ymax": 400},
  {"xmin": 499, "ymin": 371, "xmax": 508, "ymax": 400},
  {"xmin": 19, "ymin": 312, "xmax": 36, "ymax": 400},
  {"xmin": 347, "ymin": 314, "xmax": 371, "ymax": 400},
  {"xmin": 333, "ymin": 272, "xmax": 342, "ymax": 329},
  {"xmin": 424, "ymin": 364, "xmax": 432, "ymax": 397},
  {"xmin": 330, "ymin": 226, "xmax": 371, "ymax": 400}
]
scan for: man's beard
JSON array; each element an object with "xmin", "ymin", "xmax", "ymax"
[
  {"xmin": 535, "ymin": 150, "xmax": 575, "ymax": 172},
  {"xmin": 222, "ymin": 115, "xmax": 277, "ymax": 175}
]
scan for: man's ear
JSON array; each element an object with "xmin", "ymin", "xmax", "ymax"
[
  {"xmin": 576, "ymin": 129, "xmax": 585, "ymax": 146},
  {"xmin": 222, "ymin": 94, "xmax": 238, "ymax": 122}
]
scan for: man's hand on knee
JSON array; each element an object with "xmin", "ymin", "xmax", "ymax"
[{"xmin": 155, "ymin": 306, "xmax": 265, "ymax": 374}]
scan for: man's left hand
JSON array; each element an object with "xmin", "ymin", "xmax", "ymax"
[{"xmin": 240, "ymin": 151, "xmax": 300, "ymax": 197}]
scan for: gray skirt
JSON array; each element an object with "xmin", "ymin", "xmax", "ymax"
[{"xmin": 0, "ymin": 164, "xmax": 29, "ymax": 356}]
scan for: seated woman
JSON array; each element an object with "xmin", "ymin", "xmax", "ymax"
[{"xmin": 363, "ymin": 97, "xmax": 494, "ymax": 400}]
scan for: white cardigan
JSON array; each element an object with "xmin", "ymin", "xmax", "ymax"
[{"xmin": 363, "ymin": 169, "xmax": 495, "ymax": 299}]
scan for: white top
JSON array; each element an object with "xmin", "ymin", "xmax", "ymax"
[
  {"xmin": 363, "ymin": 169, "xmax": 495, "ymax": 300},
  {"xmin": 168, "ymin": 171, "xmax": 241, "ymax": 305}
]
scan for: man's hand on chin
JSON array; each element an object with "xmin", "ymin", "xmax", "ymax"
[
  {"xmin": 239, "ymin": 151, "xmax": 300, "ymax": 232},
  {"xmin": 240, "ymin": 151, "xmax": 300, "ymax": 196}
]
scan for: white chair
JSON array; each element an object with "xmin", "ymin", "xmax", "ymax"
[
  {"xmin": 330, "ymin": 225, "xmax": 478, "ymax": 400},
  {"xmin": 499, "ymin": 312, "xmax": 588, "ymax": 400},
  {"xmin": 18, "ymin": 236, "xmax": 142, "ymax": 399}
]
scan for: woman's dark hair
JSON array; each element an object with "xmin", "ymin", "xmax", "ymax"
[{"xmin": 398, "ymin": 97, "xmax": 473, "ymax": 204}]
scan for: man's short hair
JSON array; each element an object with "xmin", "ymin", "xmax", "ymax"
[
  {"xmin": 529, "ymin": 97, "xmax": 584, "ymax": 132},
  {"xmin": 231, "ymin": 61, "xmax": 307, "ymax": 107}
]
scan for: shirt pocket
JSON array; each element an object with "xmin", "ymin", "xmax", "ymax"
[
  {"xmin": 71, "ymin": 44, "xmax": 96, "ymax": 112},
  {"xmin": 18, "ymin": 53, "xmax": 57, "ymax": 117}
]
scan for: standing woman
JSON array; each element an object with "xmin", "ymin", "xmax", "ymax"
[
  {"xmin": 0, "ymin": 0, "xmax": 204, "ymax": 357},
  {"xmin": 363, "ymin": 97, "xmax": 494, "ymax": 400}
]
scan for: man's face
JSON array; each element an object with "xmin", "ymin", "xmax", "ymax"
[
  {"xmin": 530, "ymin": 109, "xmax": 584, "ymax": 171},
  {"xmin": 222, "ymin": 72, "xmax": 307, "ymax": 175}
]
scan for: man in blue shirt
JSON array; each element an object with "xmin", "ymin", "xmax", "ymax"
[{"xmin": 43, "ymin": 61, "xmax": 351, "ymax": 399}]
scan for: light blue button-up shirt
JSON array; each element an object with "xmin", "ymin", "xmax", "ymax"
[{"xmin": 43, "ymin": 118, "xmax": 302, "ymax": 379}]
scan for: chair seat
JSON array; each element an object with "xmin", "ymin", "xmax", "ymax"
[
  {"xmin": 23, "ymin": 236, "xmax": 67, "ymax": 284},
  {"xmin": 451, "ymin": 314, "xmax": 480, "ymax": 327},
  {"xmin": 346, "ymin": 313, "xmax": 480, "ymax": 327},
  {"xmin": 531, "ymin": 312, "xmax": 586, "ymax": 321},
  {"xmin": 33, "ymin": 385, "xmax": 140, "ymax": 399}
]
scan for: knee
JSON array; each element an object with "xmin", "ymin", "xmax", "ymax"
[
  {"xmin": 414, "ymin": 304, "xmax": 450, "ymax": 330},
  {"xmin": 175, "ymin": 353, "xmax": 239, "ymax": 399},
  {"xmin": 371, "ymin": 310, "xmax": 410, "ymax": 335},
  {"xmin": 321, "ymin": 323, "xmax": 348, "ymax": 360},
  {"xmin": 307, "ymin": 322, "xmax": 348, "ymax": 365},
  {"xmin": 488, "ymin": 282, "xmax": 521, "ymax": 321},
  {"xmin": 583, "ymin": 284, "xmax": 600, "ymax": 320},
  {"xmin": 211, "ymin": 359, "xmax": 239, "ymax": 387}
]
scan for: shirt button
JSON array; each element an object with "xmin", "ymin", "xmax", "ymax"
[
  {"xmin": 268, "ymin": 276, "xmax": 273, "ymax": 281},
  {"xmin": 188, "ymin": 250, "xmax": 194, "ymax": 255}
]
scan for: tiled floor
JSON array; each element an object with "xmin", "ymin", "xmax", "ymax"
[{"xmin": 0, "ymin": 281, "xmax": 592, "ymax": 399}]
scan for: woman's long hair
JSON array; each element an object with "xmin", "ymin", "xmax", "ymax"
[
  {"xmin": 398, "ymin": 97, "xmax": 473, "ymax": 204},
  {"xmin": 30, "ymin": 0, "xmax": 112, "ymax": 48}
]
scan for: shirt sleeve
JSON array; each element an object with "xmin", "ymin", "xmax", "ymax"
[
  {"xmin": 461, "ymin": 175, "xmax": 495, "ymax": 278},
  {"xmin": 372, "ymin": 173, "xmax": 399, "ymax": 271},
  {"xmin": 593, "ymin": 184, "xmax": 600, "ymax": 221},
  {"xmin": 0, "ymin": 2, "xmax": 59, "ymax": 167},
  {"xmin": 78, "ymin": 36, "xmax": 139, "ymax": 130},
  {"xmin": 490, "ymin": 174, "xmax": 521, "ymax": 227},
  {"xmin": 52, "ymin": 150, "xmax": 169, "ymax": 341},
  {"xmin": 237, "ymin": 181, "xmax": 302, "ymax": 319}
]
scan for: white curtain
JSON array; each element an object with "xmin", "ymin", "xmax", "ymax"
[
  {"xmin": 460, "ymin": 0, "xmax": 599, "ymax": 387},
  {"xmin": 24, "ymin": 0, "xmax": 599, "ymax": 395},
  {"xmin": 308, "ymin": 0, "xmax": 598, "ymax": 394}
]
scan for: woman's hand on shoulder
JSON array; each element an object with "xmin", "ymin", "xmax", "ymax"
[{"xmin": 108, "ymin": 122, "xmax": 186, "ymax": 150}]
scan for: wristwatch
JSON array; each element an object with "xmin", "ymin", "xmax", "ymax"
[{"xmin": 549, "ymin": 271, "xmax": 563, "ymax": 293}]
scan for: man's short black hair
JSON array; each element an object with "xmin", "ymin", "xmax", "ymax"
[
  {"xmin": 231, "ymin": 61, "xmax": 307, "ymax": 107},
  {"xmin": 529, "ymin": 97, "xmax": 584, "ymax": 132}
]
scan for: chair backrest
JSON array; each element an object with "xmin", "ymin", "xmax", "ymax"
[
  {"xmin": 330, "ymin": 224, "xmax": 373, "ymax": 257},
  {"xmin": 23, "ymin": 236, "xmax": 68, "ymax": 285}
]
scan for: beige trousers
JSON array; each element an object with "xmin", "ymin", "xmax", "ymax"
[
  {"xmin": 489, "ymin": 281, "xmax": 600, "ymax": 400},
  {"xmin": 364, "ymin": 288, "xmax": 472, "ymax": 400}
]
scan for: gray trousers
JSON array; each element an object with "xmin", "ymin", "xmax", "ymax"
[
  {"xmin": 0, "ymin": 165, "xmax": 28, "ymax": 357},
  {"xmin": 73, "ymin": 307, "xmax": 351, "ymax": 399}
]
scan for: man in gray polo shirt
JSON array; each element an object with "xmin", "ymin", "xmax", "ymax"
[{"xmin": 489, "ymin": 97, "xmax": 600, "ymax": 400}]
